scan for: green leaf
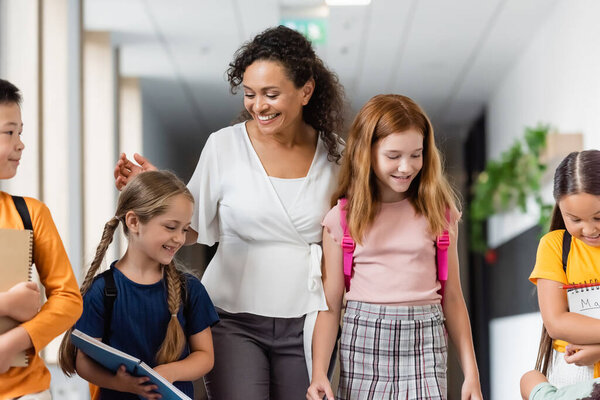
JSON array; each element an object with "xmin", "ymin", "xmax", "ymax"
[{"xmin": 468, "ymin": 123, "xmax": 553, "ymax": 254}]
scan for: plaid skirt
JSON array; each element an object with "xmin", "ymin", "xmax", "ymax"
[{"xmin": 338, "ymin": 301, "xmax": 447, "ymax": 400}]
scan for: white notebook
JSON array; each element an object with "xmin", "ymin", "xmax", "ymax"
[{"xmin": 567, "ymin": 284, "xmax": 600, "ymax": 319}]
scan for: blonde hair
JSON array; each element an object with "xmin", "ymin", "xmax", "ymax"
[
  {"xmin": 332, "ymin": 94, "xmax": 459, "ymax": 243},
  {"xmin": 59, "ymin": 170, "xmax": 194, "ymax": 376}
]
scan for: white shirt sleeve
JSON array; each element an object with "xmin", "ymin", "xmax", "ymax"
[{"xmin": 187, "ymin": 134, "xmax": 221, "ymax": 246}]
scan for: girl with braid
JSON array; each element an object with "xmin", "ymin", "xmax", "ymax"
[{"xmin": 58, "ymin": 171, "xmax": 219, "ymax": 399}]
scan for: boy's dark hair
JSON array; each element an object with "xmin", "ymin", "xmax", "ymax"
[
  {"xmin": 581, "ymin": 382, "xmax": 600, "ymax": 400},
  {"xmin": 0, "ymin": 79, "xmax": 22, "ymax": 105}
]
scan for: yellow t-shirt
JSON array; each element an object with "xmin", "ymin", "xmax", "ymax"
[
  {"xmin": 0, "ymin": 191, "xmax": 83, "ymax": 399},
  {"xmin": 529, "ymin": 229, "xmax": 600, "ymax": 360},
  {"xmin": 530, "ymin": 229, "xmax": 600, "ymax": 286}
]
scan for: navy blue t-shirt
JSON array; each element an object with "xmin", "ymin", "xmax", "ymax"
[{"xmin": 75, "ymin": 262, "xmax": 219, "ymax": 399}]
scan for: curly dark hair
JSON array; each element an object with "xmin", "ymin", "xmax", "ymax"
[{"xmin": 227, "ymin": 25, "xmax": 345, "ymax": 162}]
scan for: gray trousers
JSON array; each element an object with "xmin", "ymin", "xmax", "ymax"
[{"xmin": 204, "ymin": 309, "xmax": 310, "ymax": 400}]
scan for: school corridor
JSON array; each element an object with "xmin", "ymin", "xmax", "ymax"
[{"xmin": 1, "ymin": 0, "xmax": 599, "ymax": 399}]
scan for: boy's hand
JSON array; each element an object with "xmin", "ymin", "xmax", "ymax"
[
  {"xmin": 114, "ymin": 153, "xmax": 157, "ymax": 190},
  {"xmin": 0, "ymin": 353, "xmax": 13, "ymax": 374},
  {"xmin": 114, "ymin": 365, "xmax": 161, "ymax": 399},
  {"xmin": 565, "ymin": 343, "xmax": 600, "ymax": 366},
  {"xmin": 2, "ymin": 282, "xmax": 40, "ymax": 321},
  {"xmin": 0, "ymin": 330, "xmax": 23, "ymax": 373}
]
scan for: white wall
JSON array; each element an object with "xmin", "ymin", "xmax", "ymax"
[
  {"xmin": 83, "ymin": 31, "xmax": 119, "ymax": 265},
  {"xmin": 490, "ymin": 313, "xmax": 543, "ymax": 400},
  {"xmin": 488, "ymin": 0, "xmax": 600, "ymax": 248},
  {"xmin": 486, "ymin": 1, "xmax": 600, "ymax": 398},
  {"xmin": 488, "ymin": 1, "xmax": 600, "ymax": 161},
  {"xmin": 0, "ymin": 0, "xmax": 40, "ymax": 198}
]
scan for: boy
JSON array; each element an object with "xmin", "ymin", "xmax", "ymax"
[
  {"xmin": 521, "ymin": 370, "xmax": 600, "ymax": 400},
  {"xmin": 0, "ymin": 79, "xmax": 83, "ymax": 399}
]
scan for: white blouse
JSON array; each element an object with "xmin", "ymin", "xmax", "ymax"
[
  {"xmin": 187, "ymin": 122, "xmax": 340, "ymax": 318},
  {"xmin": 269, "ymin": 177, "xmax": 305, "ymax": 213}
]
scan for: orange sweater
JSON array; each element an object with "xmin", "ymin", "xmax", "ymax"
[{"xmin": 0, "ymin": 191, "xmax": 83, "ymax": 399}]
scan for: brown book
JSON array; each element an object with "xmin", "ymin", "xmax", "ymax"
[{"xmin": 0, "ymin": 228, "xmax": 33, "ymax": 367}]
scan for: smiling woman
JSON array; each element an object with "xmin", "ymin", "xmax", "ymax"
[{"xmin": 114, "ymin": 25, "xmax": 346, "ymax": 400}]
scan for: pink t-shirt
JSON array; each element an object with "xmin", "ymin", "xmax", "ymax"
[{"xmin": 322, "ymin": 199, "xmax": 441, "ymax": 305}]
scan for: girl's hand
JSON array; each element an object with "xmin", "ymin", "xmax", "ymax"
[
  {"xmin": 3, "ymin": 282, "xmax": 40, "ymax": 321},
  {"xmin": 564, "ymin": 344, "xmax": 600, "ymax": 366},
  {"xmin": 153, "ymin": 364, "xmax": 175, "ymax": 383},
  {"xmin": 113, "ymin": 153, "xmax": 157, "ymax": 190},
  {"xmin": 306, "ymin": 375, "xmax": 334, "ymax": 400},
  {"xmin": 113, "ymin": 365, "xmax": 161, "ymax": 399},
  {"xmin": 461, "ymin": 376, "xmax": 483, "ymax": 400}
]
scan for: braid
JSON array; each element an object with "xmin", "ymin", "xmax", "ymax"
[
  {"xmin": 80, "ymin": 217, "xmax": 120, "ymax": 294},
  {"xmin": 58, "ymin": 216, "xmax": 120, "ymax": 376},
  {"xmin": 155, "ymin": 261, "xmax": 186, "ymax": 365}
]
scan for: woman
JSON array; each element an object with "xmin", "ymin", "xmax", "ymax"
[{"xmin": 114, "ymin": 25, "xmax": 345, "ymax": 399}]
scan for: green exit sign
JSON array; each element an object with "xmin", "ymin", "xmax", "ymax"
[{"xmin": 281, "ymin": 18, "xmax": 328, "ymax": 45}]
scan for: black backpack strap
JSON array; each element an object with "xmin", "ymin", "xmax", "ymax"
[
  {"xmin": 11, "ymin": 196, "xmax": 33, "ymax": 231},
  {"xmin": 562, "ymin": 230, "xmax": 572, "ymax": 274},
  {"xmin": 101, "ymin": 269, "xmax": 117, "ymax": 344},
  {"xmin": 12, "ymin": 196, "xmax": 34, "ymax": 263}
]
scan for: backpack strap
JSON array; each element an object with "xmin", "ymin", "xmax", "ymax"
[
  {"xmin": 338, "ymin": 198, "xmax": 355, "ymax": 292},
  {"xmin": 562, "ymin": 230, "xmax": 572, "ymax": 274},
  {"xmin": 11, "ymin": 196, "xmax": 33, "ymax": 231},
  {"xmin": 101, "ymin": 269, "xmax": 117, "ymax": 344},
  {"xmin": 436, "ymin": 209, "xmax": 451, "ymax": 302},
  {"xmin": 11, "ymin": 196, "xmax": 34, "ymax": 263}
]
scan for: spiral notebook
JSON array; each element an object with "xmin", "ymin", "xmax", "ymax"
[
  {"xmin": 0, "ymin": 228, "xmax": 34, "ymax": 367},
  {"xmin": 566, "ymin": 282, "xmax": 600, "ymax": 319}
]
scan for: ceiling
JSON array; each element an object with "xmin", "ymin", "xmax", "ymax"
[{"xmin": 85, "ymin": 0, "xmax": 559, "ymax": 142}]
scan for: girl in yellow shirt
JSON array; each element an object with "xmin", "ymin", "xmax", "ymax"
[{"xmin": 529, "ymin": 149, "xmax": 600, "ymax": 387}]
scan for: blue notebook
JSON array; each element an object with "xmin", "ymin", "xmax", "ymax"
[{"xmin": 71, "ymin": 329, "xmax": 191, "ymax": 400}]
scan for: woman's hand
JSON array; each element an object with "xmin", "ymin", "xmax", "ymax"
[
  {"xmin": 113, "ymin": 153, "xmax": 157, "ymax": 190},
  {"xmin": 113, "ymin": 365, "xmax": 161, "ymax": 399},
  {"xmin": 1, "ymin": 282, "xmax": 40, "ymax": 321},
  {"xmin": 306, "ymin": 375, "xmax": 335, "ymax": 400},
  {"xmin": 461, "ymin": 376, "xmax": 483, "ymax": 400},
  {"xmin": 564, "ymin": 343, "xmax": 600, "ymax": 366}
]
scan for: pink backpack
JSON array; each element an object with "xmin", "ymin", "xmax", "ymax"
[{"xmin": 338, "ymin": 198, "xmax": 450, "ymax": 302}]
